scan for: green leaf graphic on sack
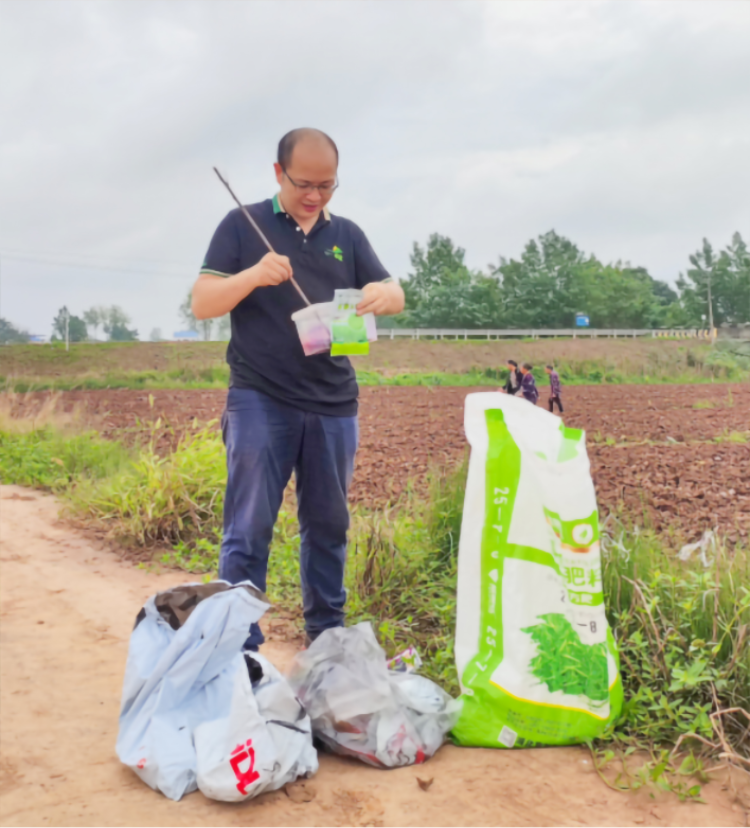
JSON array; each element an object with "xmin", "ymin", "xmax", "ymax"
[{"xmin": 522, "ymin": 613, "xmax": 609, "ymax": 703}]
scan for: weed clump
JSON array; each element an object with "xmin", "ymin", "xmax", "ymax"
[{"xmin": 67, "ymin": 424, "xmax": 226, "ymax": 547}]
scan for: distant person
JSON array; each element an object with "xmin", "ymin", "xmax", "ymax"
[
  {"xmin": 520, "ymin": 363, "xmax": 539, "ymax": 405},
  {"xmin": 500, "ymin": 359, "xmax": 523, "ymax": 395},
  {"xmin": 545, "ymin": 364, "xmax": 563, "ymax": 413}
]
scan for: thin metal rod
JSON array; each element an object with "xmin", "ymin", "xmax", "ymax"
[{"xmin": 213, "ymin": 167, "xmax": 311, "ymax": 307}]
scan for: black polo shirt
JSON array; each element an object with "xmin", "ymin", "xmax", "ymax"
[{"xmin": 200, "ymin": 195, "xmax": 391, "ymax": 416}]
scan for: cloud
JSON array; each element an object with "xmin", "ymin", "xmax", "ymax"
[{"xmin": 0, "ymin": 0, "xmax": 748, "ymax": 336}]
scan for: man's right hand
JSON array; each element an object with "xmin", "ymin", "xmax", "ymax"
[
  {"xmin": 249, "ymin": 252, "xmax": 293, "ymax": 287},
  {"xmin": 192, "ymin": 252, "xmax": 293, "ymax": 320}
]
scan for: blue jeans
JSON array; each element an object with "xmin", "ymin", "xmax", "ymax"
[{"xmin": 219, "ymin": 387, "xmax": 358, "ymax": 649}]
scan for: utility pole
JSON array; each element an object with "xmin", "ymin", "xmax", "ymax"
[
  {"xmin": 707, "ymin": 266, "xmax": 715, "ymax": 345},
  {"xmin": 65, "ymin": 307, "xmax": 69, "ymax": 352}
]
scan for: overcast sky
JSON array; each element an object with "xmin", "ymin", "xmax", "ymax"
[{"xmin": 1, "ymin": 0, "xmax": 748, "ymax": 339}]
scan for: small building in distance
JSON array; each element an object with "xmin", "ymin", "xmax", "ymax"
[
  {"xmin": 172, "ymin": 330, "xmax": 200, "ymax": 342},
  {"xmin": 29, "ymin": 335, "xmax": 47, "ymax": 344}
]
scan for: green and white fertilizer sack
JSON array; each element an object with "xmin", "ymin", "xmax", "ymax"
[{"xmin": 452, "ymin": 392, "xmax": 623, "ymax": 748}]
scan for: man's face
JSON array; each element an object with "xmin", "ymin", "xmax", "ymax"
[{"xmin": 274, "ymin": 140, "xmax": 338, "ymax": 224}]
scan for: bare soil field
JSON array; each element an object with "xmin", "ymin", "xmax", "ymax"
[
  {"xmin": 4, "ymin": 382, "xmax": 749, "ymax": 543},
  {"xmin": 2, "ymin": 486, "xmax": 749, "ymax": 827}
]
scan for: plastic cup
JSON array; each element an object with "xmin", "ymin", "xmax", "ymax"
[{"xmin": 291, "ymin": 302, "xmax": 333, "ymax": 356}]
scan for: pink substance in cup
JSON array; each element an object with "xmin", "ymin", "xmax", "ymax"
[{"xmin": 292, "ymin": 303, "xmax": 333, "ymax": 356}]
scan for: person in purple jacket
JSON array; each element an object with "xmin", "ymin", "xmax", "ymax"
[
  {"xmin": 545, "ymin": 364, "xmax": 563, "ymax": 413},
  {"xmin": 519, "ymin": 363, "xmax": 539, "ymax": 404}
]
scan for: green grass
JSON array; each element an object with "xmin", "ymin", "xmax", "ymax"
[
  {"xmin": 2, "ymin": 423, "xmax": 749, "ymax": 779},
  {"xmin": 0, "ymin": 366, "xmax": 232, "ymax": 392},
  {"xmin": 1, "ymin": 339, "xmax": 748, "ymax": 390},
  {"xmin": 4, "ymin": 363, "xmax": 743, "ymax": 392},
  {"xmin": 594, "ymin": 517, "xmax": 750, "ymax": 794},
  {"xmin": 713, "ymin": 430, "xmax": 749, "ymax": 444},
  {"xmin": 358, "ymin": 366, "xmax": 748, "ymax": 387},
  {"xmin": 66, "ymin": 425, "xmax": 227, "ymax": 546},
  {"xmin": 0, "ymin": 428, "xmax": 131, "ymax": 489}
]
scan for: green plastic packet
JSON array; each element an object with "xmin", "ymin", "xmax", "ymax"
[{"xmin": 330, "ymin": 289, "xmax": 370, "ymax": 356}]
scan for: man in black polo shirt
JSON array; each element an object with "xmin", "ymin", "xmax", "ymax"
[{"xmin": 192, "ymin": 128, "xmax": 404, "ymax": 650}]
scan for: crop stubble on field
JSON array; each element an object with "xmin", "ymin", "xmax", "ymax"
[{"xmin": 5, "ymin": 383, "xmax": 749, "ymax": 541}]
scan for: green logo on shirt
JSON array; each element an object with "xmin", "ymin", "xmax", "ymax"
[{"xmin": 325, "ymin": 245, "xmax": 344, "ymax": 262}]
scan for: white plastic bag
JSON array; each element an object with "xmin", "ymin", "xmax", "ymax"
[
  {"xmin": 677, "ymin": 528, "xmax": 717, "ymax": 567},
  {"xmin": 116, "ymin": 582, "xmax": 318, "ymax": 801},
  {"xmin": 287, "ymin": 622, "xmax": 459, "ymax": 768}
]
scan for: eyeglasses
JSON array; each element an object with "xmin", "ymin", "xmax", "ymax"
[{"xmin": 282, "ymin": 169, "xmax": 339, "ymax": 194}]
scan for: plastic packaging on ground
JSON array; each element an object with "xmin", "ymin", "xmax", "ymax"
[
  {"xmin": 116, "ymin": 581, "xmax": 318, "ymax": 801},
  {"xmin": 453, "ymin": 392, "xmax": 623, "ymax": 749},
  {"xmin": 677, "ymin": 528, "xmax": 717, "ymax": 567},
  {"xmin": 287, "ymin": 622, "xmax": 460, "ymax": 768},
  {"xmin": 386, "ymin": 645, "xmax": 422, "ymax": 674}
]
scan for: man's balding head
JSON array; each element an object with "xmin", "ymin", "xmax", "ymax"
[
  {"xmin": 274, "ymin": 128, "xmax": 339, "ymax": 227},
  {"xmin": 277, "ymin": 128, "xmax": 338, "ymax": 170}
]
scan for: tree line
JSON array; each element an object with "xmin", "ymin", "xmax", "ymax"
[
  {"xmin": 396, "ymin": 230, "xmax": 750, "ymax": 329},
  {"xmin": 0, "ymin": 305, "xmax": 149, "ymax": 344},
  {"xmin": 1, "ymin": 230, "xmax": 747, "ymax": 344},
  {"xmin": 0, "ymin": 297, "xmax": 202, "ymax": 345},
  {"xmin": 50, "ymin": 305, "xmax": 140, "ymax": 343}
]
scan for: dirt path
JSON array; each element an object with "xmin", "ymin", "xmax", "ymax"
[{"xmin": 1, "ymin": 485, "xmax": 748, "ymax": 827}]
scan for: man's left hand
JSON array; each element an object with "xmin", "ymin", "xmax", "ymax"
[{"xmin": 356, "ymin": 281, "xmax": 405, "ymax": 316}]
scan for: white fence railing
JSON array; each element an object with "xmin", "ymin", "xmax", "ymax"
[{"xmin": 377, "ymin": 328, "xmax": 717, "ymax": 340}]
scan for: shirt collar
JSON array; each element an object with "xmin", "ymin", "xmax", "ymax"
[{"xmin": 273, "ymin": 193, "xmax": 331, "ymax": 222}]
